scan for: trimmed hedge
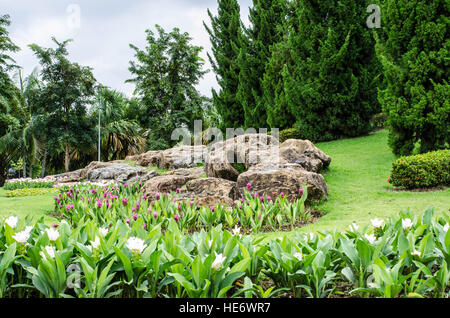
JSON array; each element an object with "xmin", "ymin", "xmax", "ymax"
[
  {"xmin": 279, "ymin": 128, "xmax": 303, "ymax": 143},
  {"xmin": 388, "ymin": 150, "xmax": 450, "ymax": 189}
]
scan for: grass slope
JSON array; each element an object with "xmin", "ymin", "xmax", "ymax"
[{"xmin": 1, "ymin": 130, "xmax": 449, "ymax": 232}]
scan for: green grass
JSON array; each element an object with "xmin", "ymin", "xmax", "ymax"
[
  {"xmin": 0, "ymin": 187, "xmax": 57, "ymax": 224},
  {"xmin": 1, "ymin": 129, "xmax": 449, "ymax": 233}
]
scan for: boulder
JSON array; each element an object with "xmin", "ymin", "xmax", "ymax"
[
  {"xmin": 86, "ymin": 164, "xmax": 159, "ymax": 184},
  {"xmin": 165, "ymin": 167, "xmax": 205, "ymax": 179},
  {"xmin": 126, "ymin": 150, "xmax": 163, "ymax": 167},
  {"xmin": 236, "ymin": 166, "xmax": 328, "ymax": 202},
  {"xmin": 142, "ymin": 174, "xmax": 199, "ymax": 199},
  {"xmin": 279, "ymin": 139, "xmax": 331, "ymax": 172},
  {"xmin": 178, "ymin": 196, "xmax": 235, "ymax": 208},
  {"xmin": 184, "ymin": 178, "xmax": 237, "ymax": 199},
  {"xmin": 205, "ymin": 134, "xmax": 280, "ymax": 181},
  {"xmin": 159, "ymin": 145, "xmax": 206, "ymax": 170}
]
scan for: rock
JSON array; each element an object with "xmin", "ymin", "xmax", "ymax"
[
  {"xmin": 165, "ymin": 167, "xmax": 205, "ymax": 179},
  {"xmin": 159, "ymin": 145, "xmax": 206, "ymax": 170},
  {"xmin": 142, "ymin": 174, "xmax": 199, "ymax": 199},
  {"xmin": 51, "ymin": 169, "xmax": 84, "ymax": 184},
  {"xmin": 205, "ymin": 134, "xmax": 280, "ymax": 181},
  {"xmin": 180, "ymin": 196, "xmax": 235, "ymax": 208},
  {"xmin": 80, "ymin": 161, "xmax": 115, "ymax": 180},
  {"xmin": 86, "ymin": 164, "xmax": 159, "ymax": 184},
  {"xmin": 279, "ymin": 139, "xmax": 331, "ymax": 172},
  {"xmin": 236, "ymin": 166, "xmax": 328, "ymax": 202},
  {"xmin": 126, "ymin": 150, "xmax": 163, "ymax": 167},
  {"xmin": 185, "ymin": 178, "xmax": 237, "ymax": 199}
]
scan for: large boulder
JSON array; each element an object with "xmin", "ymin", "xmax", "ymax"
[
  {"xmin": 86, "ymin": 164, "xmax": 159, "ymax": 184},
  {"xmin": 205, "ymin": 134, "xmax": 280, "ymax": 181},
  {"xmin": 142, "ymin": 174, "xmax": 199, "ymax": 199},
  {"xmin": 236, "ymin": 166, "xmax": 328, "ymax": 202},
  {"xmin": 159, "ymin": 145, "xmax": 207, "ymax": 170},
  {"xmin": 184, "ymin": 178, "xmax": 237, "ymax": 200},
  {"xmin": 126, "ymin": 151, "xmax": 163, "ymax": 167},
  {"xmin": 165, "ymin": 167, "xmax": 205, "ymax": 179},
  {"xmin": 279, "ymin": 139, "xmax": 331, "ymax": 172}
]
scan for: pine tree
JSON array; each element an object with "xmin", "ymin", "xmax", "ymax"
[
  {"xmin": 204, "ymin": 0, "xmax": 243, "ymax": 130},
  {"xmin": 376, "ymin": 0, "xmax": 449, "ymax": 155},
  {"xmin": 237, "ymin": 0, "xmax": 287, "ymax": 129},
  {"xmin": 266, "ymin": 0, "xmax": 381, "ymax": 140}
]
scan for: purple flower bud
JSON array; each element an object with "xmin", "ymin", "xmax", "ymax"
[
  {"xmin": 258, "ymin": 214, "xmax": 262, "ymax": 220},
  {"xmin": 267, "ymin": 196, "xmax": 272, "ymax": 202},
  {"xmin": 178, "ymin": 204, "xmax": 182, "ymax": 211},
  {"xmin": 260, "ymin": 196, "xmax": 265, "ymax": 203},
  {"xmin": 60, "ymin": 213, "xmax": 65, "ymax": 218},
  {"xmin": 176, "ymin": 188, "xmax": 180, "ymax": 193},
  {"xmin": 155, "ymin": 193, "xmax": 161, "ymax": 200},
  {"xmin": 299, "ymin": 188, "xmax": 304, "ymax": 196},
  {"xmin": 143, "ymin": 223, "xmax": 146, "ymax": 229},
  {"xmin": 133, "ymin": 213, "xmax": 138, "ymax": 221},
  {"xmin": 122, "ymin": 198, "xmax": 128, "ymax": 206},
  {"xmin": 52, "ymin": 224, "xmax": 58, "ymax": 228},
  {"xmin": 247, "ymin": 183, "xmax": 251, "ymax": 190},
  {"xmin": 153, "ymin": 212, "xmax": 158, "ymax": 218},
  {"xmin": 126, "ymin": 218, "xmax": 130, "ymax": 224},
  {"xmin": 280, "ymin": 192, "xmax": 285, "ymax": 199},
  {"xmin": 174, "ymin": 214, "xmax": 180, "ymax": 222},
  {"xmin": 210, "ymin": 206, "xmax": 215, "ymax": 212}
]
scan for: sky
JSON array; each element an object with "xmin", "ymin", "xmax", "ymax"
[{"xmin": 2, "ymin": 0, "xmax": 252, "ymax": 97}]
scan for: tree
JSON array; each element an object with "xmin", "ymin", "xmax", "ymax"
[
  {"xmin": 29, "ymin": 38, "xmax": 97, "ymax": 172},
  {"xmin": 237, "ymin": 0, "xmax": 287, "ymax": 129},
  {"xmin": 0, "ymin": 14, "xmax": 21, "ymax": 186},
  {"xmin": 266, "ymin": 0, "xmax": 381, "ymax": 140},
  {"xmin": 204, "ymin": 0, "xmax": 243, "ymax": 130},
  {"xmin": 93, "ymin": 87, "xmax": 145, "ymax": 161},
  {"xmin": 376, "ymin": 0, "xmax": 449, "ymax": 155},
  {"xmin": 127, "ymin": 25, "xmax": 206, "ymax": 150}
]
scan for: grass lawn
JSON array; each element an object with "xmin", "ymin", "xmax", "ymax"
[{"xmin": 1, "ymin": 129, "xmax": 449, "ymax": 233}]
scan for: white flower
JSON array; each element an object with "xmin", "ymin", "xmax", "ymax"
[
  {"xmin": 126, "ymin": 237, "xmax": 147, "ymax": 254},
  {"xmin": 211, "ymin": 252, "xmax": 226, "ymax": 270},
  {"xmin": 368, "ymin": 282, "xmax": 378, "ymax": 289},
  {"xmin": 46, "ymin": 228, "xmax": 60, "ymax": 241},
  {"xmin": 232, "ymin": 225, "xmax": 241, "ymax": 237},
  {"xmin": 13, "ymin": 230, "xmax": 30, "ymax": 244},
  {"xmin": 99, "ymin": 227, "xmax": 109, "ymax": 236},
  {"xmin": 5, "ymin": 216, "xmax": 18, "ymax": 229},
  {"xmin": 293, "ymin": 252, "xmax": 303, "ymax": 262},
  {"xmin": 40, "ymin": 246, "xmax": 56, "ymax": 259},
  {"xmin": 412, "ymin": 250, "xmax": 421, "ymax": 257},
  {"xmin": 349, "ymin": 223, "xmax": 359, "ymax": 232},
  {"xmin": 371, "ymin": 218, "xmax": 384, "ymax": 228},
  {"xmin": 402, "ymin": 218, "xmax": 413, "ymax": 230},
  {"xmin": 91, "ymin": 236, "xmax": 101, "ymax": 250},
  {"xmin": 365, "ymin": 234, "xmax": 376, "ymax": 244},
  {"xmin": 24, "ymin": 226, "xmax": 33, "ymax": 234},
  {"xmin": 443, "ymin": 223, "xmax": 449, "ymax": 232}
]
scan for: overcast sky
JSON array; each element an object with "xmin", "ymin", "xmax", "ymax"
[{"xmin": 2, "ymin": 0, "xmax": 252, "ymax": 97}]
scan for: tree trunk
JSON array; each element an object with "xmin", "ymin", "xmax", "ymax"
[
  {"xmin": 22, "ymin": 153, "xmax": 27, "ymax": 178},
  {"xmin": 65, "ymin": 142, "xmax": 70, "ymax": 172},
  {"xmin": 29, "ymin": 164, "xmax": 33, "ymax": 179},
  {"xmin": 41, "ymin": 144, "xmax": 48, "ymax": 178},
  {"xmin": 0, "ymin": 172, "xmax": 5, "ymax": 187}
]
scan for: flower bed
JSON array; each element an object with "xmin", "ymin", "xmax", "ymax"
[
  {"xmin": 53, "ymin": 182, "xmax": 313, "ymax": 234},
  {"xmin": 0, "ymin": 209, "xmax": 448, "ymax": 298},
  {"xmin": 5, "ymin": 188, "xmax": 57, "ymax": 198},
  {"xmin": 4, "ymin": 178, "xmax": 56, "ymax": 191}
]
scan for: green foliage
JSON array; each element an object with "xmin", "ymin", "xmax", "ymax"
[
  {"xmin": 370, "ymin": 113, "xmax": 387, "ymax": 131},
  {"xmin": 5, "ymin": 189, "xmax": 56, "ymax": 198},
  {"xmin": 376, "ymin": 0, "xmax": 449, "ymax": 155},
  {"xmin": 4, "ymin": 179, "xmax": 55, "ymax": 191},
  {"xmin": 204, "ymin": 0, "xmax": 243, "ymax": 130},
  {"xmin": 389, "ymin": 150, "xmax": 450, "ymax": 189},
  {"xmin": 279, "ymin": 128, "xmax": 303, "ymax": 142},
  {"xmin": 127, "ymin": 25, "xmax": 206, "ymax": 150},
  {"xmin": 265, "ymin": 0, "xmax": 381, "ymax": 139},
  {"xmin": 237, "ymin": 0, "xmax": 287, "ymax": 129}
]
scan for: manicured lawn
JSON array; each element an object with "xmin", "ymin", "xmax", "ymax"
[
  {"xmin": 1, "ymin": 129, "xmax": 449, "ymax": 234},
  {"xmin": 0, "ymin": 187, "xmax": 57, "ymax": 224}
]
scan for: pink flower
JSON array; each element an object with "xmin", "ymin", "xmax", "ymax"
[
  {"xmin": 132, "ymin": 207, "xmax": 136, "ymax": 213},
  {"xmin": 126, "ymin": 218, "xmax": 130, "ymax": 224},
  {"xmin": 258, "ymin": 214, "xmax": 262, "ymax": 220},
  {"xmin": 91, "ymin": 189, "xmax": 97, "ymax": 194},
  {"xmin": 267, "ymin": 196, "xmax": 272, "ymax": 202},
  {"xmin": 178, "ymin": 204, "xmax": 182, "ymax": 211},
  {"xmin": 143, "ymin": 223, "xmax": 146, "ymax": 229},
  {"xmin": 122, "ymin": 198, "xmax": 128, "ymax": 206},
  {"xmin": 52, "ymin": 224, "xmax": 58, "ymax": 228},
  {"xmin": 190, "ymin": 200, "xmax": 194, "ymax": 207},
  {"xmin": 240, "ymin": 198, "xmax": 245, "ymax": 204},
  {"xmin": 97, "ymin": 200, "xmax": 103, "ymax": 208},
  {"xmin": 133, "ymin": 213, "xmax": 138, "ymax": 221},
  {"xmin": 260, "ymin": 196, "xmax": 265, "ymax": 203},
  {"xmin": 210, "ymin": 206, "xmax": 215, "ymax": 212},
  {"xmin": 153, "ymin": 212, "xmax": 158, "ymax": 218},
  {"xmin": 60, "ymin": 213, "xmax": 65, "ymax": 218},
  {"xmin": 247, "ymin": 183, "xmax": 251, "ymax": 190},
  {"xmin": 124, "ymin": 184, "xmax": 129, "ymax": 188},
  {"xmin": 155, "ymin": 193, "xmax": 161, "ymax": 200},
  {"xmin": 174, "ymin": 214, "xmax": 180, "ymax": 222},
  {"xmin": 280, "ymin": 192, "xmax": 285, "ymax": 199},
  {"xmin": 299, "ymin": 188, "xmax": 304, "ymax": 196},
  {"xmin": 171, "ymin": 198, "xmax": 177, "ymax": 203},
  {"xmin": 176, "ymin": 188, "xmax": 180, "ymax": 193}
]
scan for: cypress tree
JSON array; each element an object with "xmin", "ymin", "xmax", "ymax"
[
  {"xmin": 376, "ymin": 0, "xmax": 449, "ymax": 155},
  {"xmin": 204, "ymin": 0, "xmax": 243, "ymax": 130},
  {"xmin": 267, "ymin": 0, "xmax": 381, "ymax": 140},
  {"xmin": 237, "ymin": 0, "xmax": 287, "ymax": 129}
]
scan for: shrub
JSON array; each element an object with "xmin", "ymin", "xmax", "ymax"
[
  {"xmin": 388, "ymin": 150, "xmax": 450, "ymax": 189},
  {"xmin": 5, "ymin": 188, "xmax": 57, "ymax": 198},
  {"xmin": 279, "ymin": 128, "xmax": 303, "ymax": 143},
  {"xmin": 370, "ymin": 113, "xmax": 387, "ymax": 131},
  {"xmin": 3, "ymin": 179, "xmax": 55, "ymax": 190}
]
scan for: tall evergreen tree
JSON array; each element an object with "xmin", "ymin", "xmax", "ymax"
[
  {"xmin": 204, "ymin": 0, "xmax": 243, "ymax": 130},
  {"xmin": 376, "ymin": 0, "xmax": 449, "ymax": 155},
  {"xmin": 266, "ymin": 0, "xmax": 381, "ymax": 140},
  {"xmin": 237, "ymin": 0, "xmax": 287, "ymax": 129}
]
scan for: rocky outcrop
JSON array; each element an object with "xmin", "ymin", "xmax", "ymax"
[
  {"xmin": 165, "ymin": 167, "xmax": 205, "ymax": 179},
  {"xmin": 279, "ymin": 139, "xmax": 331, "ymax": 172},
  {"xmin": 142, "ymin": 174, "xmax": 199, "ymax": 199},
  {"xmin": 86, "ymin": 164, "xmax": 159, "ymax": 184},
  {"xmin": 126, "ymin": 151, "xmax": 163, "ymax": 167},
  {"xmin": 236, "ymin": 165, "xmax": 328, "ymax": 202},
  {"xmin": 159, "ymin": 145, "xmax": 206, "ymax": 170},
  {"xmin": 184, "ymin": 178, "xmax": 237, "ymax": 200}
]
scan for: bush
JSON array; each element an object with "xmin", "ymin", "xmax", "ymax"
[
  {"xmin": 279, "ymin": 128, "xmax": 303, "ymax": 143},
  {"xmin": 388, "ymin": 150, "xmax": 450, "ymax": 189},
  {"xmin": 5, "ymin": 188, "xmax": 57, "ymax": 198},
  {"xmin": 370, "ymin": 113, "xmax": 387, "ymax": 130},
  {"xmin": 3, "ymin": 179, "xmax": 55, "ymax": 190}
]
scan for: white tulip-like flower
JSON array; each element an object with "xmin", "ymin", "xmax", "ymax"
[
  {"xmin": 24, "ymin": 226, "xmax": 33, "ymax": 234},
  {"xmin": 46, "ymin": 228, "xmax": 60, "ymax": 241},
  {"xmin": 349, "ymin": 223, "xmax": 359, "ymax": 232},
  {"xmin": 232, "ymin": 225, "xmax": 241, "ymax": 237},
  {"xmin": 365, "ymin": 234, "xmax": 376, "ymax": 244},
  {"xmin": 293, "ymin": 252, "xmax": 303, "ymax": 262},
  {"xmin": 412, "ymin": 250, "xmax": 421, "ymax": 257},
  {"xmin": 40, "ymin": 246, "xmax": 56, "ymax": 260},
  {"xmin": 126, "ymin": 237, "xmax": 147, "ymax": 254},
  {"xmin": 13, "ymin": 230, "xmax": 30, "ymax": 244},
  {"xmin": 5, "ymin": 216, "xmax": 18, "ymax": 229},
  {"xmin": 91, "ymin": 236, "xmax": 101, "ymax": 250},
  {"xmin": 211, "ymin": 252, "xmax": 226, "ymax": 270},
  {"xmin": 371, "ymin": 218, "xmax": 384, "ymax": 228},
  {"xmin": 99, "ymin": 227, "xmax": 109, "ymax": 236},
  {"xmin": 402, "ymin": 218, "xmax": 413, "ymax": 230},
  {"xmin": 444, "ymin": 223, "xmax": 449, "ymax": 232}
]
